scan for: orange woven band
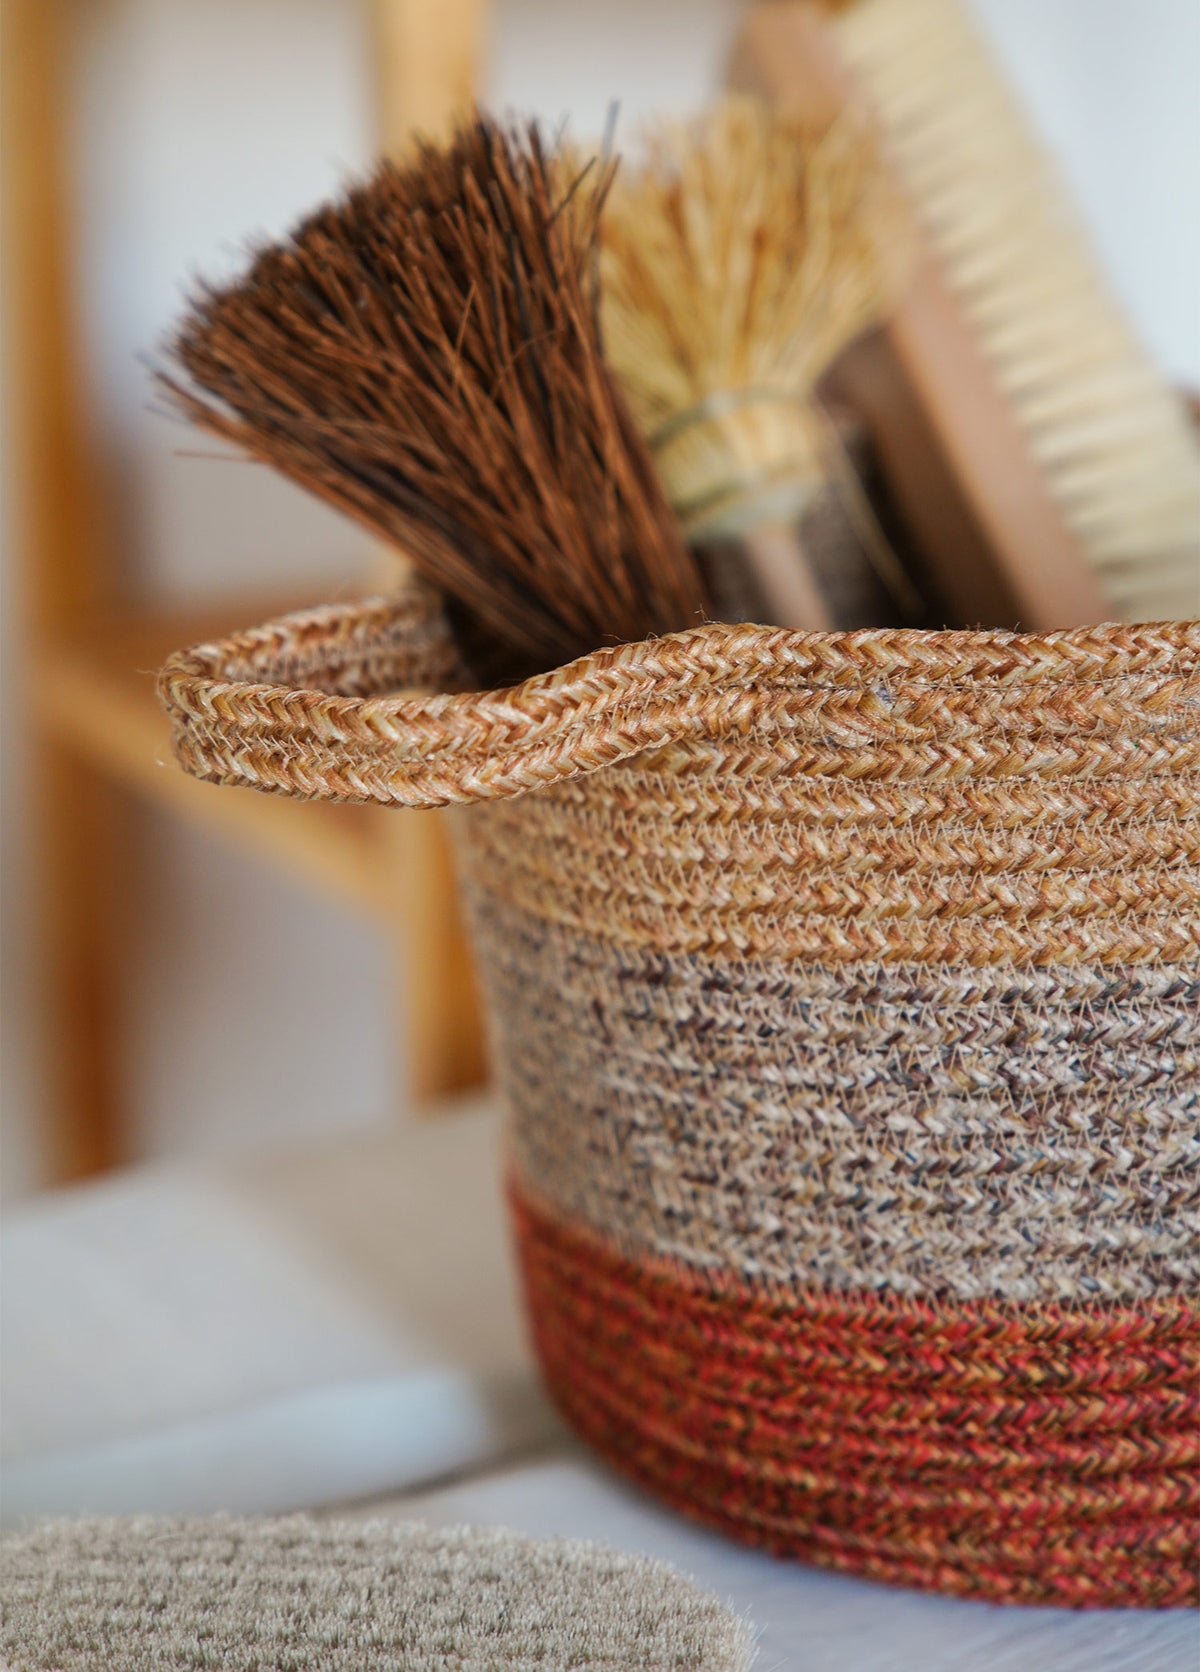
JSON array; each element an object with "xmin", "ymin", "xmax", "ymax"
[{"xmin": 510, "ymin": 1183, "xmax": 1200, "ymax": 1609}]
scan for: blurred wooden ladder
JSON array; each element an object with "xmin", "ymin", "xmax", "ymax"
[{"xmin": 2, "ymin": 0, "xmax": 491, "ymax": 1181}]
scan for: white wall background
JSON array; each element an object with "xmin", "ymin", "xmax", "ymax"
[{"xmin": 3, "ymin": 0, "xmax": 1198, "ymax": 1196}]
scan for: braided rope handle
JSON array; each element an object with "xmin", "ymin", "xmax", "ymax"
[{"xmin": 157, "ymin": 575, "xmax": 1200, "ymax": 810}]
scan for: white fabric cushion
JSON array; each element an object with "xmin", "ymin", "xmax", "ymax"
[{"xmin": 1, "ymin": 1099, "xmax": 558, "ymax": 1522}]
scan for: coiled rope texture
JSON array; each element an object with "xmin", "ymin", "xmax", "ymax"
[{"xmin": 160, "ymin": 577, "xmax": 1200, "ymax": 1605}]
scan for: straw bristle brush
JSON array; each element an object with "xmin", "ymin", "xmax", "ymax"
[
  {"xmin": 161, "ymin": 115, "xmax": 709, "ymax": 684},
  {"xmin": 596, "ymin": 96, "xmax": 916, "ymax": 629}
]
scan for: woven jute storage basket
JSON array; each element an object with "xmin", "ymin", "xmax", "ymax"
[{"xmin": 159, "ymin": 577, "xmax": 1200, "ymax": 1609}]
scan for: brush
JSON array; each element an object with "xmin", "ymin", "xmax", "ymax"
[
  {"xmin": 732, "ymin": 0, "xmax": 1200, "ymax": 625},
  {"xmin": 160, "ymin": 114, "xmax": 709, "ymax": 684},
  {"xmin": 595, "ymin": 97, "xmax": 917, "ymax": 630}
]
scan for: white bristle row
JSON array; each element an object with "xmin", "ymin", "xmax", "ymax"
[{"xmin": 833, "ymin": 0, "xmax": 1200, "ymax": 620}]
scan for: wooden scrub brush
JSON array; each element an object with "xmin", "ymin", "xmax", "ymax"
[
  {"xmin": 160, "ymin": 114, "xmax": 709, "ymax": 685},
  {"xmin": 596, "ymin": 95, "xmax": 919, "ymax": 629},
  {"xmin": 732, "ymin": 0, "xmax": 1200, "ymax": 625}
]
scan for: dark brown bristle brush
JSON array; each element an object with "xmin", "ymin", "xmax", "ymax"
[{"xmin": 160, "ymin": 114, "xmax": 709, "ymax": 684}]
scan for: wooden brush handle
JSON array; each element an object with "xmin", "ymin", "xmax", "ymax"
[{"xmin": 739, "ymin": 522, "xmax": 835, "ymax": 630}]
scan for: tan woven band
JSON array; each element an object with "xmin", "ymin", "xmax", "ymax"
[
  {"xmin": 158, "ymin": 579, "xmax": 1200, "ymax": 815},
  {"xmin": 468, "ymin": 890, "xmax": 1198, "ymax": 1305}
]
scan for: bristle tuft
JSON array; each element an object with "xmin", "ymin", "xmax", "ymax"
[
  {"xmin": 831, "ymin": 0, "xmax": 1200, "ymax": 620},
  {"xmin": 598, "ymin": 98, "xmax": 905, "ymax": 538},
  {"xmin": 160, "ymin": 114, "xmax": 708, "ymax": 680}
]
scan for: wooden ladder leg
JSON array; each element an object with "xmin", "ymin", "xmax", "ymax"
[
  {"xmin": 35, "ymin": 743, "xmax": 127, "ymax": 1179},
  {"xmin": 5, "ymin": 0, "xmax": 126, "ymax": 1178},
  {"xmin": 370, "ymin": 0, "xmax": 492, "ymax": 1110},
  {"xmin": 383, "ymin": 811, "xmax": 488, "ymax": 1107},
  {"xmin": 370, "ymin": 0, "xmax": 489, "ymax": 151}
]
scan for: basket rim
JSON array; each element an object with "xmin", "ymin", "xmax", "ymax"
[{"xmin": 157, "ymin": 583, "xmax": 1200, "ymax": 810}]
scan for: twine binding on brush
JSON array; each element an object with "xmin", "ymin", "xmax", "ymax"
[{"xmin": 158, "ymin": 575, "xmax": 1200, "ymax": 1608}]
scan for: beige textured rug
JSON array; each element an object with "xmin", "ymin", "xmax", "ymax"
[{"xmin": 0, "ymin": 1516, "xmax": 755, "ymax": 1670}]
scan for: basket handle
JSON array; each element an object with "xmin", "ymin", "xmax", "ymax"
[
  {"xmin": 159, "ymin": 580, "xmax": 1189, "ymax": 811},
  {"xmin": 156, "ymin": 580, "xmax": 760, "ymax": 810}
]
